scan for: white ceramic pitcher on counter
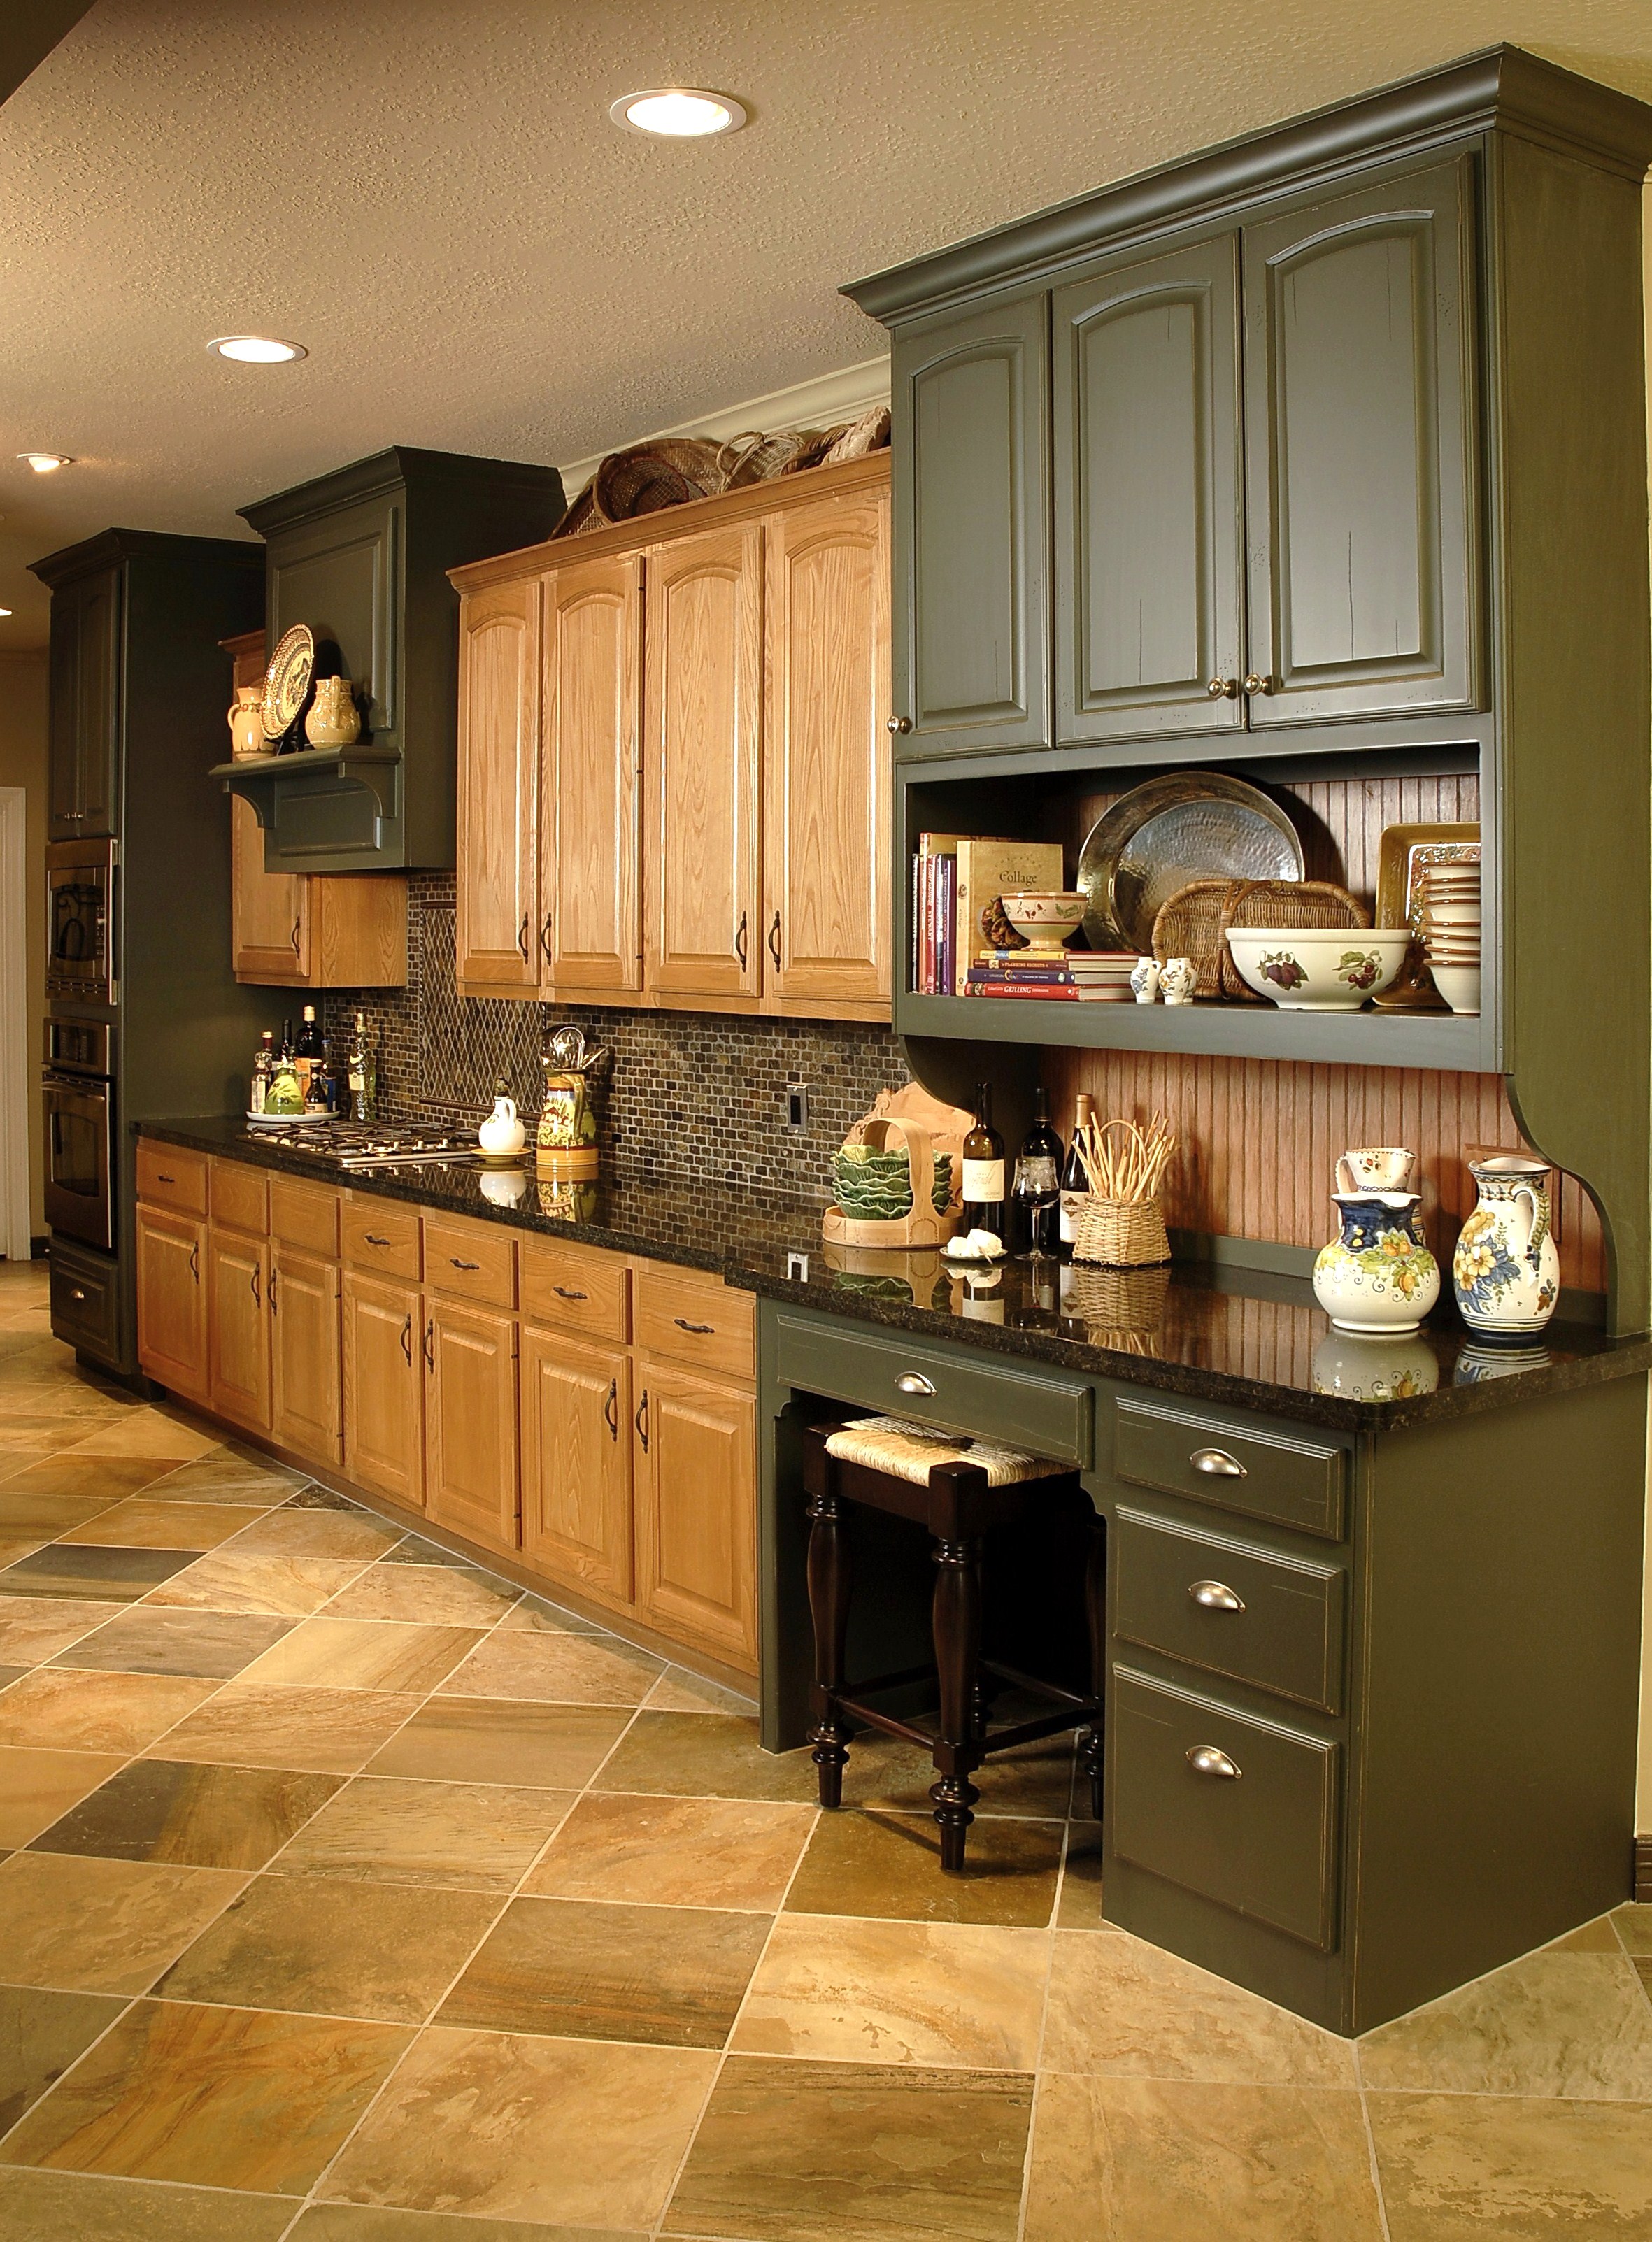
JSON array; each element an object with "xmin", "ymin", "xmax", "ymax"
[{"xmin": 1452, "ymin": 1155, "xmax": 1560, "ymax": 1337}]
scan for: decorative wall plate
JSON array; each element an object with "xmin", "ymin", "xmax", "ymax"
[
  {"xmin": 1077, "ymin": 772, "xmax": 1304, "ymax": 955},
  {"xmin": 262, "ymin": 624, "xmax": 316, "ymax": 741}
]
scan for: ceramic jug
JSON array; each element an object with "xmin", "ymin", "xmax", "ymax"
[
  {"xmin": 1452, "ymin": 1155, "xmax": 1560, "ymax": 1336},
  {"xmin": 304, "ymin": 675, "xmax": 360, "ymax": 749},
  {"xmin": 1312, "ymin": 1192, "xmax": 1441, "ymax": 1335},
  {"xmin": 478, "ymin": 1089, "xmax": 525, "ymax": 1160},
  {"xmin": 228, "ymin": 684, "xmax": 264, "ymax": 760}
]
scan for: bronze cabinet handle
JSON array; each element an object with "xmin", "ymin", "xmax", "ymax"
[
  {"xmin": 634, "ymin": 1389, "xmax": 649, "ymax": 1450},
  {"xmin": 767, "ymin": 911, "xmax": 782, "ymax": 967},
  {"xmin": 1190, "ymin": 1447, "xmax": 1246, "ymax": 1478},
  {"xmin": 269, "ymin": 1265, "xmax": 279, "ymax": 1315},
  {"xmin": 250, "ymin": 1263, "xmax": 261, "ymax": 1307},
  {"xmin": 1189, "ymin": 1579, "xmax": 1245, "ymax": 1613},
  {"xmin": 188, "ymin": 1241, "xmax": 199, "ymax": 1283},
  {"xmin": 364, "ymin": 1233, "xmax": 391, "ymax": 1248},
  {"xmin": 290, "ymin": 918, "xmax": 302, "ymax": 955},
  {"xmin": 517, "ymin": 913, "xmax": 529, "ymax": 962},
  {"xmin": 553, "ymin": 1286, "xmax": 588, "ymax": 1301},
  {"xmin": 423, "ymin": 1319, "xmax": 435, "ymax": 1371},
  {"xmin": 156, "ymin": 1173, "xmax": 175, "ymax": 1184},
  {"xmin": 604, "ymin": 1378, "xmax": 618, "ymax": 1441},
  {"xmin": 734, "ymin": 911, "xmax": 748, "ymax": 971},
  {"xmin": 886, "ymin": 715, "xmax": 912, "ymax": 734},
  {"xmin": 539, "ymin": 913, "xmax": 553, "ymax": 964},
  {"xmin": 1187, "ymin": 1745, "xmax": 1241, "ymax": 1780},
  {"xmin": 674, "ymin": 1317, "xmax": 715, "ymax": 1335},
  {"xmin": 449, "ymin": 1257, "xmax": 480, "ymax": 1271},
  {"xmin": 399, "ymin": 1313, "xmax": 413, "ymax": 1366}
]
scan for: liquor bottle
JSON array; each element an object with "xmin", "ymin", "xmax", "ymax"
[
  {"xmin": 293, "ymin": 1006, "xmax": 324, "ymax": 1103},
  {"xmin": 346, "ymin": 1011, "xmax": 377, "ymax": 1124},
  {"xmin": 960, "ymin": 1082, "xmax": 1006, "ymax": 1241},
  {"xmin": 1011, "ymin": 1085, "xmax": 1064, "ymax": 1255},
  {"xmin": 249, "ymin": 1030, "xmax": 275, "ymax": 1115},
  {"xmin": 1058, "ymin": 1090, "xmax": 1095, "ymax": 1249},
  {"xmin": 266, "ymin": 1040, "xmax": 304, "ymax": 1118}
]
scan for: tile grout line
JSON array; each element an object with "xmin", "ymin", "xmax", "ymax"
[
  {"xmin": 1352, "ymin": 2038, "xmax": 1397, "ymax": 2241},
  {"xmin": 1013, "ymin": 1816, "xmax": 1071, "ymax": 2242}
]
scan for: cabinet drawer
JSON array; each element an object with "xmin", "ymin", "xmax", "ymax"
[
  {"xmin": 271, "ymin": 1176, "xmax": 339, "ymax": 1258},
  {"xmin": 209, "ymin": 1158, "xmax": 269, "ymax": 1238},
  {"xmin": 136, "ymin": 1142, "xmax": 207, "ymax": 1218},
  {"xmin": 50, "ymin": 1245, "xmax": 118, "ymax": 1362},
  {"xmin": 342, "ymin": 1197, "xmax": 422, "ymax": 1279},
  {"xmin": 1111, "ymin": 1666, "xmax": 1340, "ymax": 1951},
  {"xmin": 1113, "ymin": 1395, "xmax": 1346, "ymax": 1540},
  {"xmin": 634, "ymin": 1264, "xmax": 755, "ymax": 1381},
  {"xmin": 423, "ymin": 1216, "xmax": 517, "ymax": 1310},
  {"xmin": 774, "ymin": 1308, "xmax": 1092, "ymax": 1465},
  {"xmin": 1114, "ymin": 1508, "xmax": 1346, "ymax": 1714},
  {"xmin": 520, "ymin": 1237, "xmax": 629, "ymax": 1342}
]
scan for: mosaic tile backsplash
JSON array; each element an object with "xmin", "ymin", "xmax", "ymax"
[{"xmin": 320, "ymin": 873, "xmax": 909, "ymax": 1202}]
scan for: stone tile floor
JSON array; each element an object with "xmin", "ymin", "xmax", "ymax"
[{"xmin": 0, "ymin": 1257, "xmax": 1648, "ymax": 2238}]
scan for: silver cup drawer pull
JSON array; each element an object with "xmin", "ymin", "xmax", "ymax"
[
  {"xmin": 1189, "ymin": 1579, "xmax": 1245, "ymax": 1613},
  {"xmin": 1187, "ymin": 1745, "xmax": 1241, "ymax": 1780},
  {"xmin": 895, "ymin": 1372, "xmax": 937, "ymax": 1397},
  {"xmin": 1190, "ymin": 1446, "xmax": 1247, "ymax": 1478}
]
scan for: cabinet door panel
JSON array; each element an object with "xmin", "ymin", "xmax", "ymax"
[
  {"xmin": 520, "ymin": 1327, "xmax": 632, "ymax": 1601},
  {"xmin": 644, "ymin": 525, "xmax": 762, "ymax": 1000},
  {"xmin": 342, "ymin": 1270, "xmax": 423, "ymax": 1508},
  {"xmin": 1054, "ymin": 237, "xmax": 1245, "ymax": 743},
  {"xmin": 73, "ymin": 567, "xmax": 121, "ymax": 836},
  {"xmin": 762, "ymin": 490, "xmax": 891, "ymax": 1009},
  {"xmin": 48, "ymin": 588, "xmax": 80, "ymax": 838},
  {"xmin": 136, "ymin": 1208, "xmax": 207, "ymax": 1400},
  {"xmin": 892, "ymin": 290, "xmax": 1049, "ymax": 756},
  {"xmin": 208, "ymin": 1230, "xmax": 271, "ymax": 1431},
  {"xmin": 425, "ymin": 1301, "xmax": 519, "ymax": 1553},
  {"xmin": 232, "ymin": 795, "xmax": 311, "ymax": 980},
  {"xmin": 272, "ymin": 1249, "xmax": 341, "ymax": 1467},
  {"xmin": 546, "ymin": 557, "xmax": 643, "ymax": 994},
  {"xmin": 634, "ymin": 1360, "xmax": 756, "ymax": 1669},
  {"xmin": 1243, "ymin": 155, "xmax": 1479, "ymax": 724},
  {"xmin": 456, "ymin": 579, "xmax": 539, "ymax": 990}
]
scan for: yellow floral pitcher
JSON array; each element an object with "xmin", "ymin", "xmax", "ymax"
[{"xmin": 1313, "ymin": 1191, "xmax": 1440, "ymax": 1335}]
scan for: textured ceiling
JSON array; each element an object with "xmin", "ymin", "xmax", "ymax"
[{"xmin": 1, "ymin": 0, "xmax": 1651, "ymax": 645}]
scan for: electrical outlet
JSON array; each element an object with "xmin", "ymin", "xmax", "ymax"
[
  {"xmin": 785, "ymin": 1083, "xmax": 809, "ymax": 1130},
  {"xmin": 786, "ymin": 1250, "xmax": 811, "ymax": 1283}
]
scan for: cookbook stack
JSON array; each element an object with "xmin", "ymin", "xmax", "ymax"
[{"xmin": 967, "ymin": 951, "xmax": 1137, "ymax": 1001}]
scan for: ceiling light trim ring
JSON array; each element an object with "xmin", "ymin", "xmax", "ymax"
[
  {"xmin": 17, "ymin": 453, "xmax": 71, "ymax": 473},
  {"xmin": 208, "ymin": 336, "xmax": 308, "ymax": 364},
  {"xmin": 609, "ymin": 87, "xmax": 748, "ymax": 138}
]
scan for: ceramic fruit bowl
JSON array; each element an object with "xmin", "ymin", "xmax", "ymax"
[
  {"xmin": 1002, "ymin": 891, "xmax": 1088, "ymax": 951},
  {"xmin": 1430, "ymin": 963, "xmax": 1481, "ymax": 1013},
  {"xmin": 1224, "ymin": 927, "xmax": 1410, "ymax": 1011}
]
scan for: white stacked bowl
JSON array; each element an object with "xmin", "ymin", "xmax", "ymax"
[{"xmin": 1418, "ymin": 865, "xmax": 1481, "ymax": 1013}]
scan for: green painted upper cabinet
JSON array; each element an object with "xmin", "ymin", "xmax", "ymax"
[
  {"xmin": 47, "ymin": 564, "xmax": 120, "ymax": 839},
  {"xmin": 891, "ymin": 290, "xmax": 1049, "ymax": 757},
  {"xmin": 1053, "ymin": 236, "xmax": 1245, "ymax": 745},
  {"xmin": 1241, "ymin": 155, "xmax": 1481, "ymax": 727}
]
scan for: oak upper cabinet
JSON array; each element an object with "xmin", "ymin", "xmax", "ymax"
[
  {"xmin": 890, "ymin": 290, "xmax": 1050, "ymax": 757},
  {"xmin": 207, "ymin": 1227, "xmax": 271, "ymax": 1432},
  {"xmin": 342, "ymin": 1269, "xmax": 425, "ymax": 1508},
  {"xmin": 1053, "ymin": 238, "xmax": 1246, "ymax": 743},
  {"xmin": 425, "ymin": 1300, "xmax": 520, "ymax": 1553},
  {"xmin": 520, "ymin": 1326, "xmax": 633, "ymax": 1601},
  {"xmin": 135, "ymin": 1206, "xmax": 208, "ymax": 1401},
  {"xmin": 634, "ymin": 1359, "xmax": 757, "ymax": 1668},
  {"xmin": 543, "ymin": 556, "xmax": 643, "ymax": 997},
  {"xmin": 271, "ymin": 1248, "xmax": 342, "ymax": 1468},
  {"xmin": 231, "ymin": 796, "xmax": 309, "ymax": 980},
  {"xmin": 1241, "ymin": 156, "xmax": 1479, "ymax": 726},
  {"xmin": 48, "ymin": 564, "xmax": 121, "ymax": 839},
  {"xmin": 455, "ymin": 576, "xmax": 541, "ymax": 991},
  {"xmin": 762, "ymin": 490, "xmax": 892, "ymax": 1013},
  {"xmin": 644, "ymin": 523, "xmax": 763, "ymax": 1004}
]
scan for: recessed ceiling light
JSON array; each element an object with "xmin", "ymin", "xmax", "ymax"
[
  {"xmin": 609, "ymin": 88, "xmax": 746, "ymax": 138},
  {"xmin": 17, "ymin": 452, "xmax": 71, "ymax": 473},
  {"xmin": 0, "ymin": 608, "xmax": 11, "ymax": 619},
  {"xmin": 208, "ymin": 335, "xmax": 307, "ymax": 364}
]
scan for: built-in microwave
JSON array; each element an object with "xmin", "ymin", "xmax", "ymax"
[{"xmin": 46, "ymin": 839, "xmax": 116, "ymax": 1004}]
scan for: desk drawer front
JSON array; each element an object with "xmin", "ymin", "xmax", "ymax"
[
  {"xmin": 271, "ymin": 1176, "xmax": 339, "ymax": 1259},
  {"xmin": 520, "ymin": 1238, "xmax": 629, "ymax": 1342},
  {"xmin": 1113, "ymin": 1395, "xmax": 1346, "ymax": 1540},
  {"xmin": 422, "ymin": 1217, "xmax": 516, "ymax": 1310},
  {"xmin": 774, "ymin": 1311, "xmax": 1092, "ymax": 1466},
  {"xmin": 1112, "ymin": 1666, "xmax": 1340, "ymax": 1951},
  {"xmin": 343, "ymin": 1198, "xmax": 422, "ymax": 1280},
  {"xmin": 1114, "ymin": 1508, "xmax": 1346, "ymax": 1714},
  {"xmin": 136, "ymin": 1143, "xmax": 207, "ymax": 1218},
  {"xmin": 635, "ymin": 1264, "xmax": 755, "ymax": 1380}
]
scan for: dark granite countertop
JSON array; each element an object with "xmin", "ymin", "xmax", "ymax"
[{"xmin": 138, "ymin": 1116, "xmax": 1652, "ymax": 1431}]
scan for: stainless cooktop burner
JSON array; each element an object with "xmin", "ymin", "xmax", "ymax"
[{"xmin": 245, "ymin": 1120, "xmax": 483, "ymax": 1171}]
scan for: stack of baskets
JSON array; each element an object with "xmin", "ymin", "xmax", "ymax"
[{"xmin": 551, "ymin": 407, "xmax": 892, "ymax": 540}]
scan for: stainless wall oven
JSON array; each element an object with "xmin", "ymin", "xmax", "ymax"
[
  {"xmin": 43, "ymin": 1018, "xmax": 114, "ymax": 1251},
  {"xmin": 46, "ymin": 840, "xmax": 116, "ymax": 1004}
]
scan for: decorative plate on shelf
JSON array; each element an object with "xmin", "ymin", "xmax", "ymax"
[
  {"xmin": 262, "ymin": 624, "xmax": 316, "ymax": 741},
  {"xmin": 1076, "ymin": 772, "xmax": 1304, "ymax": 955},
  {"xmin": 1371, "ymin": 822, "xmax": 1481, "ymax": 1011}
]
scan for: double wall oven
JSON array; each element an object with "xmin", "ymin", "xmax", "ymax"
[{"xmin": 43, "ymin": 1015, "xmax": 115, "ymax": 1253}]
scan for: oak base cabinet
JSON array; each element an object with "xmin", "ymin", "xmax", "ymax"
[
  {"xmin": 521, "ymin": 1327, "xmax": 633, "ymax": 1601},
  {"xmin": 135, "ymin": 1206, "xmax": 208, "ymax": 1402},
  {"xmin": 207, "ymin": 1229, "xmax": 271, "ymax": 1433},
  {"xmin": 425, "ymin": 1300, "xmax": 520, "ymax": 1554},
  {"xmin": 635, "ymin": 1357, "xmax": 757, "ymax": 1667},
  {"xmin": 271, "ymin": 1248, "xmax": 342, "ymax": 1469},
  {"xmin": 342, "ymin": 1270, "xmax": 425, "ymax": 1509}
]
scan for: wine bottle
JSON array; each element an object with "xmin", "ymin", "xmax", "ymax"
[
  {"xmin": 249, "ymin": 1030, "xmax": 274, "ymax": 1116},
  {"xmin": 1012, "ymin": 1085, "xmax": 1065, "ymax": 1255},
  {"xmin": 1059, "ymin": 1090, "xmax": 1095, "ymax": 1249},
  {"xmin": 960, "ymin": 1082, "xmax": 1006, "ymax": 1239},
  {"xmin": 347, "ymin": 1011, "xmax": 377, "ymax": 1124}
]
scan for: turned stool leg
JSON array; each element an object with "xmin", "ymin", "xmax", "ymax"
[
  {"xmin": 1081, "ymin": 1514, "xmax": 1106, "ymax": 1821},
  {"xmin": 806, "ymin": 1476, "xmax": 853, "ymax": 1809},
  {"xmin": 930, "ymin": 1534, "xmax": 983, "ymax": 1870}
]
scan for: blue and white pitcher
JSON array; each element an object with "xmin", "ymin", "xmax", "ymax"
[
  {"xmin": 1313, "ymin": 1192, "xmax": 1440, "ymax": 1335},
  {"xmin": 1453, "ymin": 1155, "xmax": 1560, "ymax": 1337}
]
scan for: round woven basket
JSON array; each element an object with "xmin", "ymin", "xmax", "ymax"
[
  {"xmin": 593, "ymin": 438, "xmax": 725, "ymax": 524},
  {"xmin": 1070, "ymin": 1194, "xmax": 1172, "ymax": 1269},
  {"xmin": 1062, "ymin": 1261, "xmax": 1172, "ymax": 1342},
  {"xmin": 1151, "ymin": 878, "xmax": 1244, "ymax": 998},
  {"xmin": 1216, "ymin": 878, "xmax": 1368, "ymax": 1001},
  {"xmin": 715, "ymin": 429, "xmax": 821, "ymax": 487}
]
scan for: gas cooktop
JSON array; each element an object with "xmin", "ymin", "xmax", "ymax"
[{"xmin": 245, "ymin": 1120, "xmax": 483, "ymax": 1171}]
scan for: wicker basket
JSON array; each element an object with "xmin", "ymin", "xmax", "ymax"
[
  {"xmin": 549, "ymin": 483, "xmax": 602, "ymax": 539},
  {"xmin": 1151, "ymin": 878, "xmax": 1245, "ymax": 998},
  {"xmin": 1062, "ymin": 1262, "xmax": 1172, "ymax": 1344},
  {"xmin": 1216, "ymin": 878, "xmax": 1368, "ymax": 1001},
  {"xmin": 593, "ymin": 438, "xmax": 725, "ymax": 524},
  {"xmin": 1070, "ymin": 1194, "xmax": 1172, "ymax": 1269},
  {"xmin": 715, "ymin": 429, "xmax": 821, "ymax": 487}
]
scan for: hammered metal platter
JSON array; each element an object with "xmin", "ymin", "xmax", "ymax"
[{"xmin": 1077, "ymin": 773, "xmax": 1304, "ymax": 955}]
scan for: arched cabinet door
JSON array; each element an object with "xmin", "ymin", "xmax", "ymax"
[
  {"xmin": 891, "ymin": 288, "xmax": 1049, "ymax": 757},
  {"xmin": 1053, "ymin": 235, "xmax": 1245, "ymax": 745},
  {"xmin": 455, "ymin": 578, "xmax": 540, "ymax": 992},
  {"xmin": 543, "ymin": 555, "xmax": 643, "ymax": 997},
  {"xmin": 1241, "ymin": 154, "xmax": 1481, "ymax": 727}
]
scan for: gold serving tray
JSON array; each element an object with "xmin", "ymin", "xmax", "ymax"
[{"xmin": 1371, "ymin": 822, "xmax": 1481, "ymax": 1011}]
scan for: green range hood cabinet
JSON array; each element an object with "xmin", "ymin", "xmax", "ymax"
[{"xmin": 225, "ymin": 445, "xmax": 564, "ymax": 873}]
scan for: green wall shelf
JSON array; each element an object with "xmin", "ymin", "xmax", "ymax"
[{"xmin": 211, "ymin": 743, "xmax": 403, "ymax": 863}]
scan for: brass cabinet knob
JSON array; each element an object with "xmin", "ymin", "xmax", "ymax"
[
  {"xmin": 1190, "ymin": 1446, "xmax": 1246, "ymax": 1478},
  {"xmin": 1189, "ymin": 1579, "xmax": 1246, "ymax": 1612},
  {"xmin": 1244, "ymin": 673, "xmax": 1274, "ymax": 696},
  {"xmin": 1206, "ymin": 677, "xmax": 1239, "ymax": 699},
  {"xmin": 886, "ymin": 715, "xmax": 913, "ymax": 734},
  {"xmin": 1187, "ymin": 1745, "xmax": 1241, "ymax": 1780}
]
